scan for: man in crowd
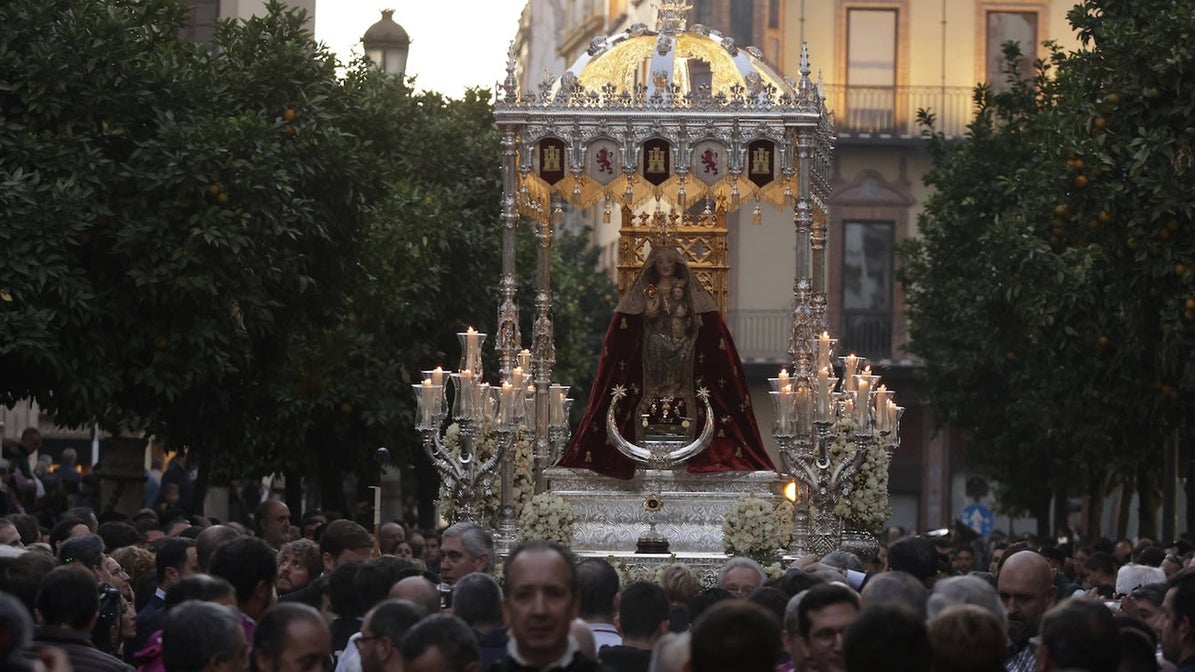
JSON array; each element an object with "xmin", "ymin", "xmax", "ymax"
[
  {"xmin": 493, "ymin": 540, "xmax": 602, "ymax": 672},
  {"xmin": 131, "ymin": 537, "xmax": 199, "ymax": 661},
  {"xmin": 1162, "ymin": 569, "xmax": 1195, "ymax": 671},
  {"xmin": 439, "ymin": 522, "xmax": 493, "ymax": 588},
  {"xmin": 377, "ymin": 522, "xmax": 405, "ymax": 556},
  {"xmin": 256, "ymin": 499, "xmax": 291, "ymax": 550},
  {"xmin": 357, "ymin": 600, "xmax": 427, "ymax": 672},
  {"xmin": 951, "ymin": 546, "xmax": 975, "ymax": 574},
  {"xmin": 690, "ymin": 600, "xmax": 780, "ymax": 672},
  {"xmin": 399, "ymin": 614, "xmax": 481, "ymax": 672},
  {"xmin": 576, "ymin": 558, "xmax": 621, "ymax": 650},
  {"xmin": 998, "ymin": 550, "xmax": 1057, "ymax": 672},
  {"xmin": 160, "ymin": 600, "xmax": 247, "ymax": 672},
  {"xmin": 209, "ymin": 536, "xmax": 279, "ymax": 643},
  {"xmin": 718, "ymin": 557, "xmax": 766, "ymax": 598},
  {"xmin": 320, "ymin": 519, "xmax": 375, "ymax": 573},
  {"xmin": 797, "ymin": 582, "xmax": 861, "ymax": 672},
  {"xmin": 452, "ymin": 572, "xmax": 507, "ymax": 671},
  {"xmin": 252, "ymin": 603, "xmax": 332, "ymax": 672},
  {"xmin": 33, "ymin": 565, "xmax": 130, "ymax": 672},
  {"xmin": 1035, "ymin": 598, "xmax": 1120, "ymax": 672},
  {"xmin": 598, "ymin": 581, "xmax": 669, "ymax": 672},
  {"xmin": 1082, "ymin": 551, "xmax": 1118, "ymax": 599}
]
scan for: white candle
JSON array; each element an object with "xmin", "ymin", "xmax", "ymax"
[
  {"xmin": 465, "ymin": 327, "xmax": 479, "ymax": 371},
  {"xmin": 500, "ymin": 382, "xmax": 514, "ymax": 428},
  {"xmin": 421, "ymin": 379, "xmax": 434, "ymax": 427},
  {"xmin": 779, "ymin": 383, "xmax": 792, "ymax": 427},
  {"xmin": 460, "ymin": 369, "xmax": 474, "ymax": 419},
  {"xmin": 843, "ymin": 396, "xmax": 854, "ymax": 420},
  {"xmin": 796, "ymin": 386, "xmax": 811, "ymax": 430},
  {"xmin": 778, "ymin": 368, "xmax": 790, "ymax": 390},
  {"xmin": 873, "ymin": 385, "xmax": 889, "ymax": 432},
  {"xmin": 431, "ymin": 366, "xmax": 445, "ymax": 387},
  {"xmin": 817, "ymin": 331, "xmax": 831, "ymax": 370},
  {"xmin": 518, "ymin": 348, "xmax": 531, "ymax": 372},
  {"xmin": 842, "ymin": 355, "xmax": 859, "ymax": 392},
  {"xmin": 855, "ymin": 377, "xmax": 870, "ymax": 430},
  {"xmin": 512, "ymin": 366, "xmax": 524, "ymax": 391},
  {"xmin": 815, "ymin": 367, "xmax": 830, "ymax": 422}
]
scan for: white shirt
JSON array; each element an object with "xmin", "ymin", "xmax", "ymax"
[
  {"xmin": 335, "ymin": 632, "xmax": 362, "ymax": 672},
  {"xmin": 589, "ymin": 622, "xmax": 621, "ymax": 650}
]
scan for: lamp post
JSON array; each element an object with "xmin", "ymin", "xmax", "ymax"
[{"xmin": 362, "ymin": 9, "xmax": 410, "ymax": 78}]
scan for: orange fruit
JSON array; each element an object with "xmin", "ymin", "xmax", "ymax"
[
  {"xmin": 1074, "ymin": 175, "xmax": 1089, "ymax": 188},
  {"xmin": 283, "ymin": 108, "xmax": 297, "ymax": 121}
]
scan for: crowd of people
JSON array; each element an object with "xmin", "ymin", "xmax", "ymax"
[
  {"xmin": 3, "ymin": 498, "xmax": 1195, "ymax": 672},
  {"xmin": 3, "ymin": 432, "xmax": 1195, "ymax": 672}
]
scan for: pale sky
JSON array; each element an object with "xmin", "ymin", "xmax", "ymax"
[{"xmin": 314, "ymin": 1, "xmax": 528, "ymax": 97}]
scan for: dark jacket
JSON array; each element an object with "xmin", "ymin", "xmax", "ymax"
[{"xmin": 35, "ymin": 625, "xmax": 133, "ymax": 672}]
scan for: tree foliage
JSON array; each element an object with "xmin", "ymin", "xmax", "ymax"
[
  {"xmin": 900, "ymin": 0, "xmax": 1194, "ymax": 535},
  {"xmin": 0, "ymin": 0, "xmax": 616, "ymax": 512}
]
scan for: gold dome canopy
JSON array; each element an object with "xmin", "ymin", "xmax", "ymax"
[{"xmin": 550, "ymin": 16, "xmax": 797, "ymax": 107}]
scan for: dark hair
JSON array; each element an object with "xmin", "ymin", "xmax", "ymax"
[
  {"xmin": 398, "ymin": 614, "xmax": 479, "ymax": 672},
  {"xmin": 97, "ymin": 521, "xmax": 143, "ymax": 551},
  {"xmin": 367, "ymin": 599, "xmax": 428, "ymax": 647},
  {"xmin": 503, "ymin": 540, "xmax": 577, "ymax": 595},
  {"xmin": 888, "ymin": 536, "xmax": 941, "ymax": 586},
  {"xmin": 319, "ymin": 519, "xmax": 373, "ymax": 559},
  {"xmin": 57, "ymin": 532, "xmax": 105, "ymax": 569},
  {"xmin": 8, "ymin": 514, "xmax": 40, "ymax": 546},
  {"xmin": 690, "ymin": 600, "xmax": 779, "ymax": 672},
  {"xmin": 279, "ymin": 538, "xmax": 322, "ymax": 581},
  {"xmin": 5, "ymin": 551, "xmax": 58, "ymax": 616},
  {"xmin": 767, "ymin": 570, "xmax": 824, "ymax": 598},
  {"xmin": 328, "ymin": 560, "xmax": 365, "ymax": 617},
  {"xmin": 354, "ymin": 556, "xmax": 408, "ymax": 611},
  {"xmin": 576, "ymin": 558, "xmax": 620, "ymax": 620},
  {"xmin": 1085, "ymin": 551, "xmax": 1117, "ymax": 577},
  {"xmin": 797, "ymin": 582, "xmax": 860, "ymax": 638},
  {"xmin": 252, "ymin": 603, "xmax": 326, "ymax": 669},
  {"xmin": 1040, "ymin": 598, "xmax": 1120, "ymax": 672},
  {"xmin": 619, "ymin": 581, "xmax": 669, "ymax": 640},
  {"xmin": 196, "ymin": 525, "xmax": 241, "ymax": 572},
  {"xmin": 37, "ymin": 565, "xmax": 98, "ymax": 628},
  {"xmin": 1137, "ymin": 546, "xmax": 1166, "ymax": 568},
  {"xmin": 687, "ymin": 587, "xmax": 733, "ymax": 624},
  {"xmin": 209, "ymin": 536, "xmax": 277, "ymax": 607},
  {"xmin": 1115, "ymin": 615, "xmax": 1158, "ymax": 672},
  {"xmin": 156, "ymin": 537, "xmax": 196, "ymax": 584},
  {"xmin": 843, "ymin": 603, "xmax": 930, "ymax": 672},
  {"xmin": 163, "ymin": 601, "xmax": 243, "ymax": 672},
  {"xmin": 451, "ymin": 572, "xmax": 504, "ymax": 627},
  {"xmin": 747, "ymin": 586, "xmax": 790, "ymax": 626},
  {"xmin": 0, "ymin": 593, "xmax": 36, "ymax": 672},
  {"xmin": 1129, "ymin": 581, "xmax": 1167, "ymax": 608},
  {"xmin": 164, "ymin": 574, "xmax": 236, "ymax": 612}
]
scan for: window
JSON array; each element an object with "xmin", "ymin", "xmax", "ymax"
[
  {"xmin": 842, "ymin": 221, "xmax": 893, "ymax": 359},
  {"xmin": 768, "ymin": 0, "xmax": 780, "ymax": 29},
  {"xmin": 846, "ymin": 9, "xmax": 897, "ymax": 133},
  {"xmin": 986, "ymin": 11, "xmax": 1038, "ymax": 88},
  {"xmin": 729, "ymin": 1, "xmax": 754, "ymax": 46}
]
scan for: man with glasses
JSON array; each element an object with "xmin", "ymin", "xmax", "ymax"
[
  {"xmin": 795, "ymin": 583, "xmax": 860, "ymax": 672},
  {"xmin": 357, "ymin": 600, "xmax": 427, "ymax": 672}
]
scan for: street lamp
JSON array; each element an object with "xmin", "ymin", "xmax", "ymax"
[{"xmin": 362, "ymin": 9, "xmax": 410, "ymax": 78}]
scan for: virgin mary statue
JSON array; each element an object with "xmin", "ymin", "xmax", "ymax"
[{"xmin": 557, "ymin": 246, "xmax": 774, "ymax": 479}]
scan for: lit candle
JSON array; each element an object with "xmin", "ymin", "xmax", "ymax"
[
  {"xmin": 778, "ymin": 383, "xmax": 792, "ymax": 427},
  {"xmin": 465, "ymin": 327, "xmax": 479, "ymax": 371},
  {"xmin": 842, "ymin": 355, "xmax": 860, "ymax": 392},
  {"xmin": 512, "ymin": 366, "xmax": 524, "ymax": 391},
  {"xmin": 778, "ymin": 368, "xmax": 790, "ymax": 390},
  {"xmin": 518, "ymin": 348, "xmax": 531, "ymax": 372},
  {"xmin": 873, "ymin": 385, "xmax": 890, "ymax": 432},
  {"xmin": 817, "ymin": 331, "xmax": 832, "ymax": 370},
  {"xmin": 855, "ymin": 376, "xmax": 870, "ymax": 430},
  {"xmin": 843, "ymin": 396, "xmax": 854, "ymax": 420},
  {"xmin": 431, "ymin": 366, "xmax": 445, "ymax": 387},
  {"xmin": 421, "ymin": 379, "xmax": 434, "ymax": 427},
  {"xmin": 500, "ymin": 382, "xmax": 514, "ymax": 428}
]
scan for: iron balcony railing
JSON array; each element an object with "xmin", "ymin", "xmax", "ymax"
[
  {"xmin": 728, "ymin": 309, "xmax": 893, "ymax": 362},
  {"xmin": 821, "ymin": 84, "xmax": 976, "ymax": 139}
]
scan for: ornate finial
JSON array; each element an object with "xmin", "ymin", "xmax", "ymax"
[
  {"xmin": 502, "ymin": 41, "xmax": 518, "ymax": 102},
  {"xmin": 655, "ymin": 0, "xmax": 692, "ymax": 36},
  {"xmin": 799, "ymin": 42, "xmax": 813, "ymax": 91}
]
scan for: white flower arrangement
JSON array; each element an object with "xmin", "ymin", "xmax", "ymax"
[
  {"xmin": 517, "ymin": 491, "xmax": 576, "ymax": 546},
  {"xmin": 611, "ymin": 555, "xmax": 677, "ymax": 586},
  {"xmin": 722, "ymin": 495, "xmax": 792, "ymax": 566},
  {"xmin": 436, "ymin": 419, "xmax": 534, "ymax": 527},
  {"xmin": 822, "ymin": 416, "xmax": 892, "ymax": 532}
]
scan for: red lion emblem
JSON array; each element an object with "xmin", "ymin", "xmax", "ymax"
[{"xmin": 701, "ymin": 148, "xmax": 719, "ymax": 175}]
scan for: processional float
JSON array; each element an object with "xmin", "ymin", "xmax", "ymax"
[{"xmin": 412, "ymin": 0, "xmax": 902, "ymax": 564}]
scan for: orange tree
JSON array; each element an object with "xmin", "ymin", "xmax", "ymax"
[{"xmin": 900, "ymin": 0, "xmax": 1194, "ymax": 539}]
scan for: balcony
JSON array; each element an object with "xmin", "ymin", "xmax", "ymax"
[
  {"xmin": 727, "ymin": 309, "xmax": 893, "ymax": 362},
  {"xmin": 822, "ymin": 84, "xmax": 976, "ymax": 140}
]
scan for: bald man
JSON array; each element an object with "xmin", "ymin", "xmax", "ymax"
[{"xmin": 997, "ymin": 550, "xmax": 1056, "ymax": 672}]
